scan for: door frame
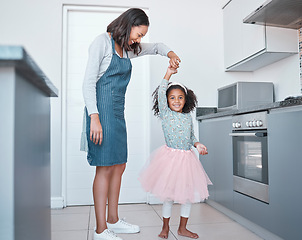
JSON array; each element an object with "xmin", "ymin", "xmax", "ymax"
[{"xmin": 61, "ymin": 5, "xmax": 151, "ymax": 207}]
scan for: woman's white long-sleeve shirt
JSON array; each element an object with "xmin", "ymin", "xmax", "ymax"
[{"xmin": 83, "ymin": 32, "xmax": 172, "ymax": 116}]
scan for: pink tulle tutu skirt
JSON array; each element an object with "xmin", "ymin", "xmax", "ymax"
[{"xmin": 139, "ymin": 145, "xmax": 212, "ymax": 204}]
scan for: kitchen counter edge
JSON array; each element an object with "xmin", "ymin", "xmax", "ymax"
[
  {"xmin": 0, "ymin": 45, "xmax": 58, "ymax": 97},
  {"xmin": 196, "ymin": 101, "xmax": 302, "ymax": 121}
]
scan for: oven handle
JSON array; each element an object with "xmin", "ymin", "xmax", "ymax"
[{"xmin": 229, "ymin": 132, "xmax": 267, "ymax": 137}]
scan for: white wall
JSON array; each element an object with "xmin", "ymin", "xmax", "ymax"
[
  {"xmin": 253, "ymin": 55, "xmax": 300, "ymax": 100},
  {"xmin": 0, "ymin": 0, "xmax": 300, "ymax": 204}
]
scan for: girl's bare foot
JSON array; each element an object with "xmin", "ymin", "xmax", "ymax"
[
  {"xmin": 159, "ymin": 225, "xmax": 169, "ymax": 239},
  {"xmin": 159, "ymin": 217, "xmax": 170, "ymax": 239},
  {"xmin": 178, "ymin": 228, "xmax": 199, "ymax": 239}
]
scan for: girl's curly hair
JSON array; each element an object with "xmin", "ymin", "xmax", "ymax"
[{"xmin": 152, "ymin": 83, "xmax": 198, "ymax": 116}]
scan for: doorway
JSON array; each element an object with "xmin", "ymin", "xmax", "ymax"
[{"xmin": 62, "ymin": 5, "xmax": 150, "ymax": 206}]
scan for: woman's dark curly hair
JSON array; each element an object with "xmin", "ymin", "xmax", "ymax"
[
  {"xmin": 152, "ymin": 83, "xmax": 198, "ymax": 116},
  {"xmin": 107, "ymin": 8, "xmax": 149, "ymax": 55}
]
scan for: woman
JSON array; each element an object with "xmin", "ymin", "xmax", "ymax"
[{"xmin": 81, "ymin": 8, "xmax": 180, "ymax": 240}]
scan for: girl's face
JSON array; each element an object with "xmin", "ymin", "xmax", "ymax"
[
  {"xmin": 167, "ymin": 89, "xmax": 186, "ymax": 113},
  {"xmin": 128, "ymin": 25, "xmax": 148, "ymax": 45}
]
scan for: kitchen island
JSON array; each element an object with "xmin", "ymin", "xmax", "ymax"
[
  {"xmin": 197, "ymin": 102, "xmax": 302, "ymax": 240},
  {"xmin": 0, "ymin": 46, "xmax": 58, "ymax": 240}
]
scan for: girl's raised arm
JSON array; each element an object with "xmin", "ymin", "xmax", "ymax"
[
  {"xmin": 158, "ymin": 66, "xmax": 178, "ymax": 117},
  {"xmin": 158, "ymin": 79, "xmax": 169, "ymax": 118}
]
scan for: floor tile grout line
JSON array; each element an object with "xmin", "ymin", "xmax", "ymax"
[
  {"xmin": 87, "ymin": 206, "xmax": 91, "ymax": 240},
  {"xmin": 170, "ymin": 229, "xmax": 179, "ymax": 240},
  {"xmin": 151, "ymin": 204, "xmax": 163, "ymax": 220}
]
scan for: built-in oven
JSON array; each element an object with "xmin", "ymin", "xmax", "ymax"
[{"xmin": 230, "ymin": 111, "xmax": 269, "ymax": 203}]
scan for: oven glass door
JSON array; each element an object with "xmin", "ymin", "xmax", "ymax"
[{"xmin": 232, "ymin": 130, "xmax": 268, "ymax": 184}]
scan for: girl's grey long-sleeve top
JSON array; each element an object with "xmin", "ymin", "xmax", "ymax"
[{"xmin": 158, "ymin": 79, "xmax": 198, "ymax": 150}]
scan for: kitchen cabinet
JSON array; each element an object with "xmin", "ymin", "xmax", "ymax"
[
  {"xmin": 197, "ymin": 105, "xmax": 302, "ymax": 240},
  {"xmin": 267, "ymin": 107, "xmax": 302, "ymax": 240},
  {"xmin": 223, "ymin": 0, "xmax": 298, "ymax": 71},
  {"xmin": 233, "ymin": 191, "xmax": 270, "ymax": 231},
  {"xmin": 198, "ymin": 116, "xmax": 233, "ymax": 210}
]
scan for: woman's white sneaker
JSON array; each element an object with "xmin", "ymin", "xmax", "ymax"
[
  {"xmin": 94, "ymin": 229, "xmax": 123, "ymax": 240},
  {"xmin": 107, "ymin": 218, "xmax": 140, "ymax": 233}
]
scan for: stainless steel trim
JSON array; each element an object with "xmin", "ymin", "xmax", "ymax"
[
  {"xmin": 217, "ymin": 105, "xmax": 236, "ymax": 112},
  {"xmin": 243, "ymin": 0, "xmax": 302, "ymax": 30},
  {"xmin": 217, "ymin": 81, "xmax": 237, "ymax": 91},
  {"xmin": 229, "ymin": 133, "xmax": 258, "ymax": 137},
  {"xmin": 233, "ymin": 176, "xmax": 269, "ymax": 203},
  {"xmin": 232, "ymin": 111, "xmax": 268, "ymax": 130},
  {"xmin": 229, "ymin": 132, "xmax": 267, "ymax": 137}
]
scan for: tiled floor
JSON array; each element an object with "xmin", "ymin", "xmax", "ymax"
[{"xmin": 51, "ymin": 203, "xmax": 263, "ymax": 240}]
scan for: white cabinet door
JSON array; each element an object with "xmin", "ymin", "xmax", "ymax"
[
  {"xmin": 223, "ymin": 0, "xmax": 298, "ymax": 72},
  {"xmin": 241, "ymin": 1, "xmax": 266, "ymax": 60},
  {"xmin": 63, "ymin": 6, "xmax": 149, "ymax": 206},
  {"xmin": 223, "ymin": 0, "xmax": 266, "ymax": 69},
  {"xmin": 223, "ymin": 0, "xmax": 244, "ymax": 68}
]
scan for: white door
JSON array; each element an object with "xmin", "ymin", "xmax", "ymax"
[{"xmin": 62, "ymin": 6, "xmax": 150, "ymax": 206}]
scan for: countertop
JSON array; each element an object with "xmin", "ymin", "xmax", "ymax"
[
  {"xmin": 196, "ymin": 98, "xmax": 302, "ymax": 121},
  {"xmin": 0, "ymin": 45, "xmax": 58, "ymax": 97}
]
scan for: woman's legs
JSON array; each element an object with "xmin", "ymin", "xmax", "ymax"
[
  {"xmin": 94, "ymin": 163, "xmax": 139, "ymax": 236},
  {"xmin": 107, "ymin": 163, "xmax": 126, "ymax": 223},
  {"xmin": 178, "ymin": 202, "xmax": 199, "ymax": 239},
  {"xmin": 159, "ymin": 201, "xmax": 173, "ymax": 239},
  {"xmin": 93, "ymin": 165, "xmax": 115, "ymax": 234}
]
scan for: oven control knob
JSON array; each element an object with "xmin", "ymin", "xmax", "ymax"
[
  {"xmin": 232, "ymin": 123, "xmax": 236, "ymax": 128},
  {"xmin": 256, "ymin": 120, "xmax": 263, "ymax": 127},
  {"xmin": 252, "ymin": 121, "xmax": 257, "ymax": 127},
  {"xmin": 248, "ymin": 121, "xmax": 253, "ymax": 127},
  {"xmin": 246, "ymin": 121, "xmax": 249, "ymax": 127},
  {"xmin": 236, "ymin": 122, "xmax": 241, "ymax": 128}
]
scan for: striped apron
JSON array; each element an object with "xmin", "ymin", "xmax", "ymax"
[{"xmin": 85, "ymin": 36, "xmax": 132, "ymax": 166}]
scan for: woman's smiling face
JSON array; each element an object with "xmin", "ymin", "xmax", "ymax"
[
  {"xmin": 128, "ymin": 25, "xmax": 148, "ymax": 45},
  {"xmin": 167, "ymin": 89, "xmax": 186, "ymax": 113}
]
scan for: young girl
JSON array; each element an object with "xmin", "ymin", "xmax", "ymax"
[{"xmin": 139, "ymin": 65, "xmax": 212, "ymax": 239}]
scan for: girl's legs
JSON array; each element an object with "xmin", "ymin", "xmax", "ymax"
[
  {"xmin": 159, "ymin": 201, "xmax": 173, "ymax": 239},
  {"xmin": 178, "ymin": 203, "xmax": 199, "ymax": 239}
]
